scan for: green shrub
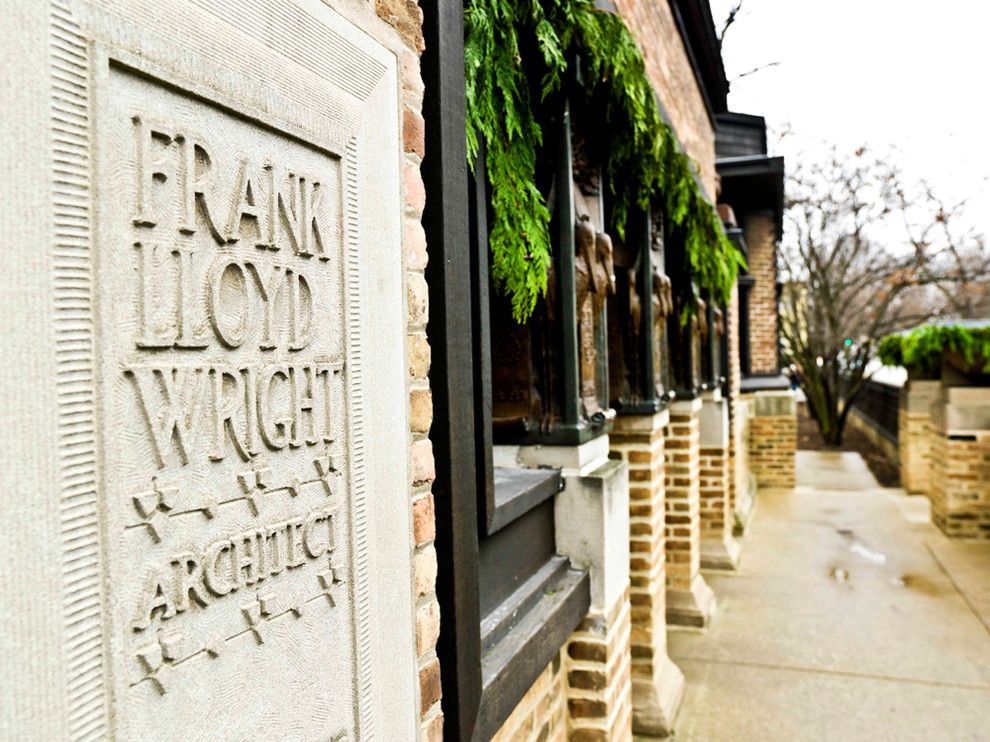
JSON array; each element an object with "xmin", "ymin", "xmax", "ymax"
[{"xmin": 877, "ymin": 324, "xmax": 990, "ymax": 376}]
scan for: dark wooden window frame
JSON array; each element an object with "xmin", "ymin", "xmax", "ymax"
[{"xmin": 421, "ymin": 4, "xmax": 589, "ymax": 739}]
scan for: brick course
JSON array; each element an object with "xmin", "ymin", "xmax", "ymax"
[
  {"xmin": 699, "ymin": 445, "xmax": 730, "ymax": 537},
  {"xmin": 664, "ymin": 400, "xmax": 716, "ymax": 626},
  {"xmin": 492, "ymin": 590, "xmax": 635, "ymax": 742},
  {"xmin": 725, "ymin": 284, "xmax": 745, "ymax": 512}
]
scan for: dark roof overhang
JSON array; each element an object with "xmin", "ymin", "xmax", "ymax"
[{"xmin": 715, "ymin": 112, "xmax": 768, "ymax": 159}]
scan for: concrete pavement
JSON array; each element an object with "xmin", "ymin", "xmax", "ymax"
[{"xmin": 666, "ymin": 451, "xmax": 990, "ymax": 741}]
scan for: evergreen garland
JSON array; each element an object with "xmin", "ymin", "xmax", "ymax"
[{"xmin": 465, "ymin": 0, "xmax": 745, "ymax": 322}]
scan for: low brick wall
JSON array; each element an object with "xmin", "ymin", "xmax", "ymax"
[
  {"xmin": 848, "ymin": 408, "xmax": 899, "ymax": 467},
  {"xmin": 897, "ymin": 380, "xmax": 941, "ymax": 495}
]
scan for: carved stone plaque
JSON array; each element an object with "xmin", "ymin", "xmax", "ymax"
[{"xmin": 1, "ymin": 0, "xmax": 415, "ymax": 739}]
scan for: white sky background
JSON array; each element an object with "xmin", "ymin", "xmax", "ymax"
[{"xmin": 709, "ymin": 0, "xmax": 990, "ymax": 239}]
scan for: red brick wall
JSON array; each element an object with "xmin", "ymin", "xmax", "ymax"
[
  {"xmin": 614, "ymin": 0, "xmax": 717, "ymax": 199},
  {"xmin": 372, "ymin": 0, "xmax": 444, "ymax": 737}
]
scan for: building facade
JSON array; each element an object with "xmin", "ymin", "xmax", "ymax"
[{"xmin": 0, "ymin": 0, "xmax": 794, "ymax": 739}]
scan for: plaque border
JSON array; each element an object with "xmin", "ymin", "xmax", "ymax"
[
  {"xmin": 55, "ymin": 0, "xmax": 398, "ymax": 737},
  {"xmin": 51, "ymin": 2, "xmax": 109, "ymax": 740}
]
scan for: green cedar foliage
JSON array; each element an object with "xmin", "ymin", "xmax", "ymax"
[
  {"xmin": 877, "ymin": 324, "xmax": 990, "ymax": 376},
  {"xmin": 464, "ymin": 0, "xmax": 745, "ymax": 323}
]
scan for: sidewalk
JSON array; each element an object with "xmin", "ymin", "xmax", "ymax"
[{"xmin": 666, "ymin": 451, "xmax": 990, "ymax": 741}]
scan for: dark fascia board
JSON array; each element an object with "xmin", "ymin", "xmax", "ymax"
[
  {"xmin": 717, "ymin": 154, "xmax": 784, "ymax": 178},
  {"xmin": 715, "ymin": 111, "xmax": 768, "ymax": 156},
  {"xmin": 667, "ymin": 0, "xmax": 729, "ymax": 122},
  {"xmin": 717, "ymin": 155, "xmax": 785, "ymax": 240},
  {"xmin": 717, "ymin": 111, "xmax": 768, "ymax": 128}
]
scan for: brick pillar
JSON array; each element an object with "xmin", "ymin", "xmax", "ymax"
[
  {"xmin": 555, "ymin": 459, "xmax": 634, "ymax": 740},
  {"xmin": 610, "ymin": 412, "xmax": 685, "ymax": 736},
  {"xmin": 699, "ymin": 391, "xmax": 740, "ymax": 570},
  {"xmin": 664, "ymin": 398, "xmax": 716, "ymax": 627},
  {"xmin": 929, "ymin": 387, "xmax": 990, "ymax": 538},
  {"xmin": 744, "ymin": 212, "xmax": 779, "ymax": 376},
  {"xmin": 898, "ymin": 379, "xmax": 939, "ymax": 494},
  {"xmin": 749, "ymin": 390, "xmax": 797, "ymax": 489},
  {"xmin": 930, "ymin": 431, "xmax": 990, "ymax": 538}
]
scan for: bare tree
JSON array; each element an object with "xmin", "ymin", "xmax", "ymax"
[
  {"xmin": 718, "ymin": 2, "xmax": 744, "ymax": 49},
  {"xmin": 780, "ymin": 145, "xmax": 990, "ymax": 445},
  {"xmin": 717, "ymin": 1, "xmax": 780, "ymax": 83},
  {"xmin": 898, "ymin": 181, "xmax": 990, "ymax": 318}
]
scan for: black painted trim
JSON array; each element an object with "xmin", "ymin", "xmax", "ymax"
[
  {"xmin": 421, "ymin": 2, "xmax": 482, "ymax": 738},
  {"xmin": 477, "ymin": 560, "xmax": 590, "ymax": 740}
]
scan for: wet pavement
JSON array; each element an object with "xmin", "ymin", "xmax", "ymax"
[{"xmin": 666, "ymin": 451, "xmax": 990, "ymax": 741}]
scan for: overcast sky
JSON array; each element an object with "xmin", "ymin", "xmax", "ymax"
[{"xmin": 709, "ymin": 0, "xmax": 990, "ymax": 238}]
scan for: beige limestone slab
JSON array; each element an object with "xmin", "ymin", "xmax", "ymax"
[{"xmin": 0, "ymin": 0, "xmax": 416, "ymax": 738}]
